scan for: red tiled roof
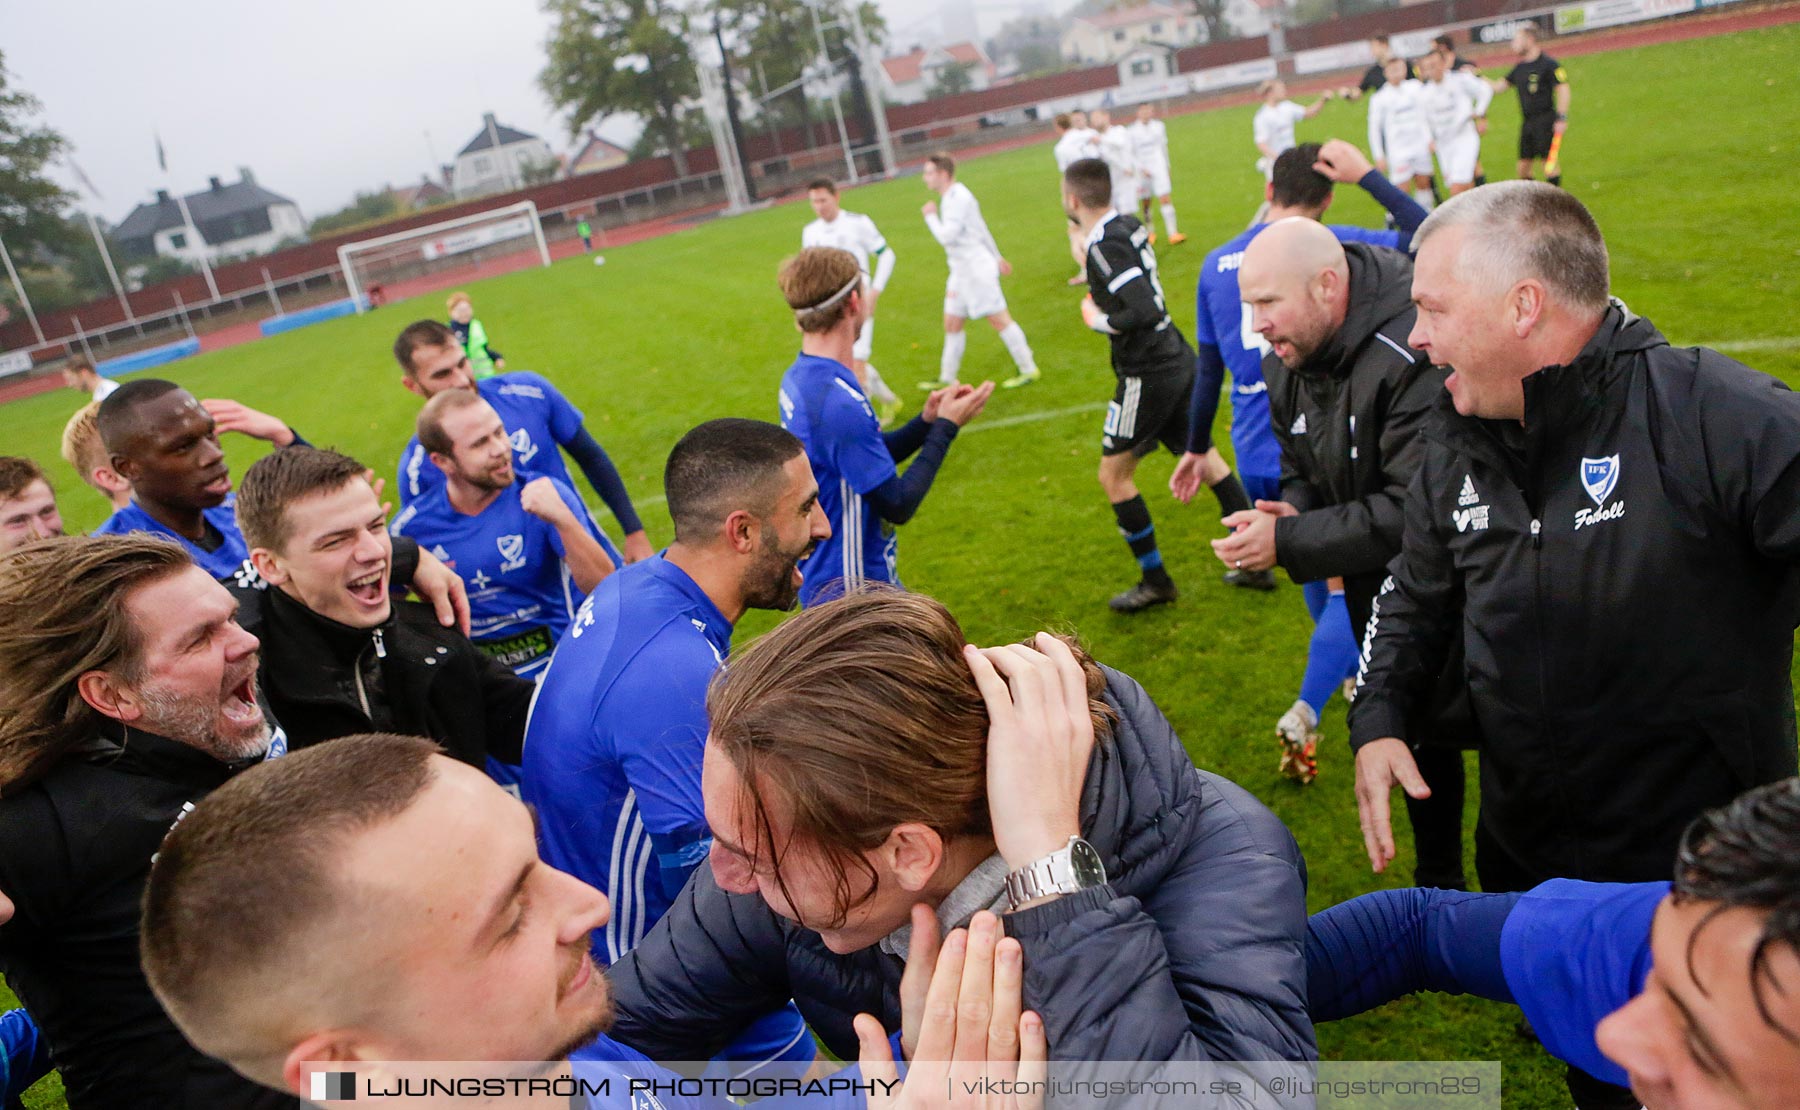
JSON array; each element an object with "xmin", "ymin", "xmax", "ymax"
[
  {"xmin": 882, "ymin": 42, "xmax": 989, "ymax": 84},
  {"xmin": 1074, "ymin": 5, "xmax": 1188, "ymax": 32}
]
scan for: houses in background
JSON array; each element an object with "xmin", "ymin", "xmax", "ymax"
[
  {"xmin": 114, "ymin": 168, "xmax": 305, "ymax": 265},
  {"xmin": 879, "ymin": 42, "xmax": 998, "ymax": 104},
  {"xmin": 567, "ymin": 131, "xmax": 632, "ymax": 177},
  {"xmin": 451, "ymin": 112, "xmax": 558, "ymax": 198},
  {"xmin": 393, "ymin": 176, "xmax": 451, "ymax": 210},
  {"xmin": 1061, "ymin": 5, "xmax": 1201, "ymax": 66}
]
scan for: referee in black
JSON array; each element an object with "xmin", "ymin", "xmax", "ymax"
[
  {"xmin": 1492, "ymin": 25, "xmax": 1570, "ymax": 184},
  {"xmin": 1065, "ymin": 157, "xmax": 1247, "ymax": 613}
]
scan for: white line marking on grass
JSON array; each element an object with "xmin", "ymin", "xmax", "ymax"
[
  {"xmin": 1707, "ymin": 336, "xmax": 1800, "ymax": 353},
  {"xmin": 593, "ymin": 403, "xmax": 1106, "ymax": 518},
  {"xmin": 962, "ymin": 401, "xmax": 1108, "ymax": 434}
]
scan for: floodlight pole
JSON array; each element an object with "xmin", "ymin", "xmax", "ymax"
[
  {"xmin": 171, "ymin": 189, "xmax": 221, "ymax": 302},
  {"xmin": 0, "ymin": 232, "xmax": 45, "ymax": 346},
  {"xmin": 81, "ymin": 210, "xmax": 134, "ymax": 323},
  {"xmin": 698, "ymin": 44, "xmax": 752, "ymax": 213},
  {"xmin": 805, "ymin": 0, "xmax": 858, "ymax": 182},
  {"xmin": 484, "ymin": 112, "xmax": 521, "ymax": 193},
  {"xmin": 713, "ymin": 10, "xmax": 758, "ymax": 201},
  {"xmin": 846, "ymin": 1, "xmax": 896, "ymax": 177}
]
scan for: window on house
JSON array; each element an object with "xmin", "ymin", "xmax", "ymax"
[
  {"xmin": 169, "ymin": 232, "xmax": 186, "ymax": 249},
  {"xmin": 1132, "ymin": 58, "xmax": 1156, "ymax": 76},
  {"xmin": 475, "ymin": 156, "xmax": 493, "ymax": 173},
  {"xmin": 1151, "ymin": 22, "xmax": 1163, "ymax": 33},
  {"xmin": 1113, "ymin": 29, "xmax": 1125, "ymax": 41}
]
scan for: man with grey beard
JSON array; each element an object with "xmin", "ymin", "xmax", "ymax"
[{"xmin": 0, "ymin": 534, "xmax": 293, "ymax": 1109}]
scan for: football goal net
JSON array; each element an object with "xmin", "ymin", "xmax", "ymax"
[{"xmin": 337, "ymin": 200, "xmax": 551, "ymax": 313}]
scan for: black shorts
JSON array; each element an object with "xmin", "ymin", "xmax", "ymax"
[
  {"xmin": 1101, "ymin": 366, "xmax": 1194, "ymax": 457},
  {"xmin": 1519, "ymin": 114, "xmax": 1557, "ymax": 160}
]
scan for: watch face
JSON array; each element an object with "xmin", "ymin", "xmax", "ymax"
[{"xmin": 1069, "ymin": 839, "xmax": 1107, "ymax": 887}]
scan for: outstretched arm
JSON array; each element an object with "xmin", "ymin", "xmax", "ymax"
[
  {"xmin": 1307, "ymin": 888, "xmax": 1520, "ymax": 1021},
  {"xmin": 563, "ymin": 427, "xmax": 646, "ymax": 539}
]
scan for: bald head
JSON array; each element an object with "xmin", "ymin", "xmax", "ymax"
[
  {"xmin": 1239, "ymin": 219, "xmax": 1352, "ymax": 370},
  {"xmin": 1244, "ymin": 218, "xmax": 1348, "ymax": 285}
]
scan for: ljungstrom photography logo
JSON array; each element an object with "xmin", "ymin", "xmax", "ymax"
[{"xmin": 309, "ymin": 1070, "xmax": 357, "ymax": 1101}]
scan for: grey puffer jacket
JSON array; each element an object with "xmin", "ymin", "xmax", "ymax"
[{"xmin": 606, "ymin": 665, "xmax": 1315, "ymax": 1066}]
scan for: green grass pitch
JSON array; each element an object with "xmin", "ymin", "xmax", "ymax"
[{"xmin": 3, "ymin": 24, "xmax": 1797, "ymax": 1109}]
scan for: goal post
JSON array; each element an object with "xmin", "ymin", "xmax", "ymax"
[{"xmin": 337, "ymin": 200, "xmax": 552, "ymax": 314}]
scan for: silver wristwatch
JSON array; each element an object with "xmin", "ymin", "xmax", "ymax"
[{"xmin": 1003, "ymin": 836, "xmax": 1107, "ymax": 910}]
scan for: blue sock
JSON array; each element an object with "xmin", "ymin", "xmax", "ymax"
[
  {"xmin": 1299, "ymin": 591, "xmax": 1359, "ymax": 716},
  {"xmin": 1302, "ymin": 577, "xmax": 1330, "ymax": 622}
]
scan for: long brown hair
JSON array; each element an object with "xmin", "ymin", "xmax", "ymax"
[
  {"xmin": 706, "ymin": 589, "xmax": 1115, "ymax": 928},
  {"xmin": 0, "ymin": 535, "xmax": 191, "ymax": 792}
]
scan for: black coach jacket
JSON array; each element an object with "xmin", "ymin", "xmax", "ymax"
[
  {"xmin": 607, "ymin": 666, "xmax": 1316, "ymax": 1077},
  {"xmin": 229, "ymin": 578, "xmax": 532, "ymax": 766},
  {"xmin": 1349, "ymin": 303, "xmax": 1800, "ymax": 882},
  {"xmin": 1266, "ymin": 242, "xmax": 1446, "ymax": 636},
  {"xmin": 0, "ymin": 726, "xmax": 294, "ymax": 1109}
]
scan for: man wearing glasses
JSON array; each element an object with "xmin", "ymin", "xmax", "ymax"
[{"xmin": 391, "ymin": 319, "xmax": 655, "ymax": 564}]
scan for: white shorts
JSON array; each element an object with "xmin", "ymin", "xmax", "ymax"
[
  {"xmin": 854, "ymin": 317, "xmax": 874, "ymax": 362},
  {"xmin": 1140, "ymin": 156, "xmax": 1172, "ymax": 198},
  {"xmin": 1386, "ymin": 146, "xmax": 1434, "ymax": 181},
  {"xmin": 944, "ymin": 261, "xmax": 1006, "ymax": 320},
  {"xmin": 1110, "ymin": 171, "xmax": 1139, "ymax": 213},
  {"xmin": 1436, "ymin": 133, "xmax": 1481, "ymax": 186}
]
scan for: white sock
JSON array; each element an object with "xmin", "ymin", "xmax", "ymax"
[
  {"xmin": 940, "ymin": 331, "xmax": 965, "ymax": 383},
  {"xmin": 1413, "ymin": 187, "xmax": 1436, "ymax": 211},
  {"xmin": 1160, "ymin": 202, "xmax": 1179, "ymax": 237},
  {"xmin": 999, "ymin": 322, "xmax": 1036, "ymax": 376},
  {"xmin": 865, "ymin": 363, "xmax": 898, "ymax": 405}
]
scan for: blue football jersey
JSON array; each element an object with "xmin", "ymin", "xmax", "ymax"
[
  {"xmin": 1195, "ymin": 222, "xmax": 1409, "ymax": 481},
  {"xmin": 523, "ymin": 555, "xmax": 816, "ymax": 1073},
  {"xmin": 389, "ymin": 475, "xmax": 616, "ymax": 677},
  {"xmin": 397, "ymin": 372, "xmax": 587, "ymax": 504},
  {"xmin": 778, "ymin": 353, "xmax": 897, "ymax": 607},
  {"xmin": 522, "ymin": 556, "xmax": 725, "ymax": 962},
  {"xmin": 1501, "ymin": 880, "xmax": 1666, "ymax": 1089},
  {"xmin": 93, "ymin": 496, "xmax": 249, "ymax": 581}
]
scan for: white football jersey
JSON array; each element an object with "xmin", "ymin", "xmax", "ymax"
[
  {"xmin": 1418, "ymin": 76, "xmax": 1487, "ymax": 145},
  {"xmin": 1128, "ymin": 118, "xmax": 1169, "ymax": 166},
  {"xmin": 1097, "ymin": 125, "xmax": 1138, "ymax": 175},
  {"xmin": 925, "ymin": 182, "xmax": 1001, "ymax": 269},
  {"xmin": 1367, "ymin": 80, "xmax": 1430, "ymax": 160},
  {"xmin": 802, "ymin": 211, "xmax": 887, "ymax": 278},
  {"xmin": 1053, "ymin": 127, "xmax": 1101, "ymax": 172},
  {"xmin": 1252, "ymin": 100, "xmax": 1308, "ymax": 154}
]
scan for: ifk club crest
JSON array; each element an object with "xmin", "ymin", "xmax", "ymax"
[{"xmin": 1580, "ymin": 455, "xmax": 1620, "ymax": 506}]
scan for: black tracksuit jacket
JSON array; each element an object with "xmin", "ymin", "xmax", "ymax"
[
  {"xmin": 0, "ymin": 727, "xmax": 294, "ymax": 1109},
  {"xmin": 1349, "ymin": 304, "xmax": 1800, "ymax": 882},
  {"xmin": 229, "ymin": 581, "xmax": 532, "ymax": 766},
  {"xmin": 1266, "ymin": 243, "xmax": 1446, "ymax": 637}
]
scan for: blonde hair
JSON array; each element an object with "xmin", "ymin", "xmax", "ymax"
[
  {"xmin": 445, "ymin": 290, "xmax": 471, "ymax": 311},
  {"xmin": 60, "ymin": 402, "xmax": 110, "ymax": 494}
]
